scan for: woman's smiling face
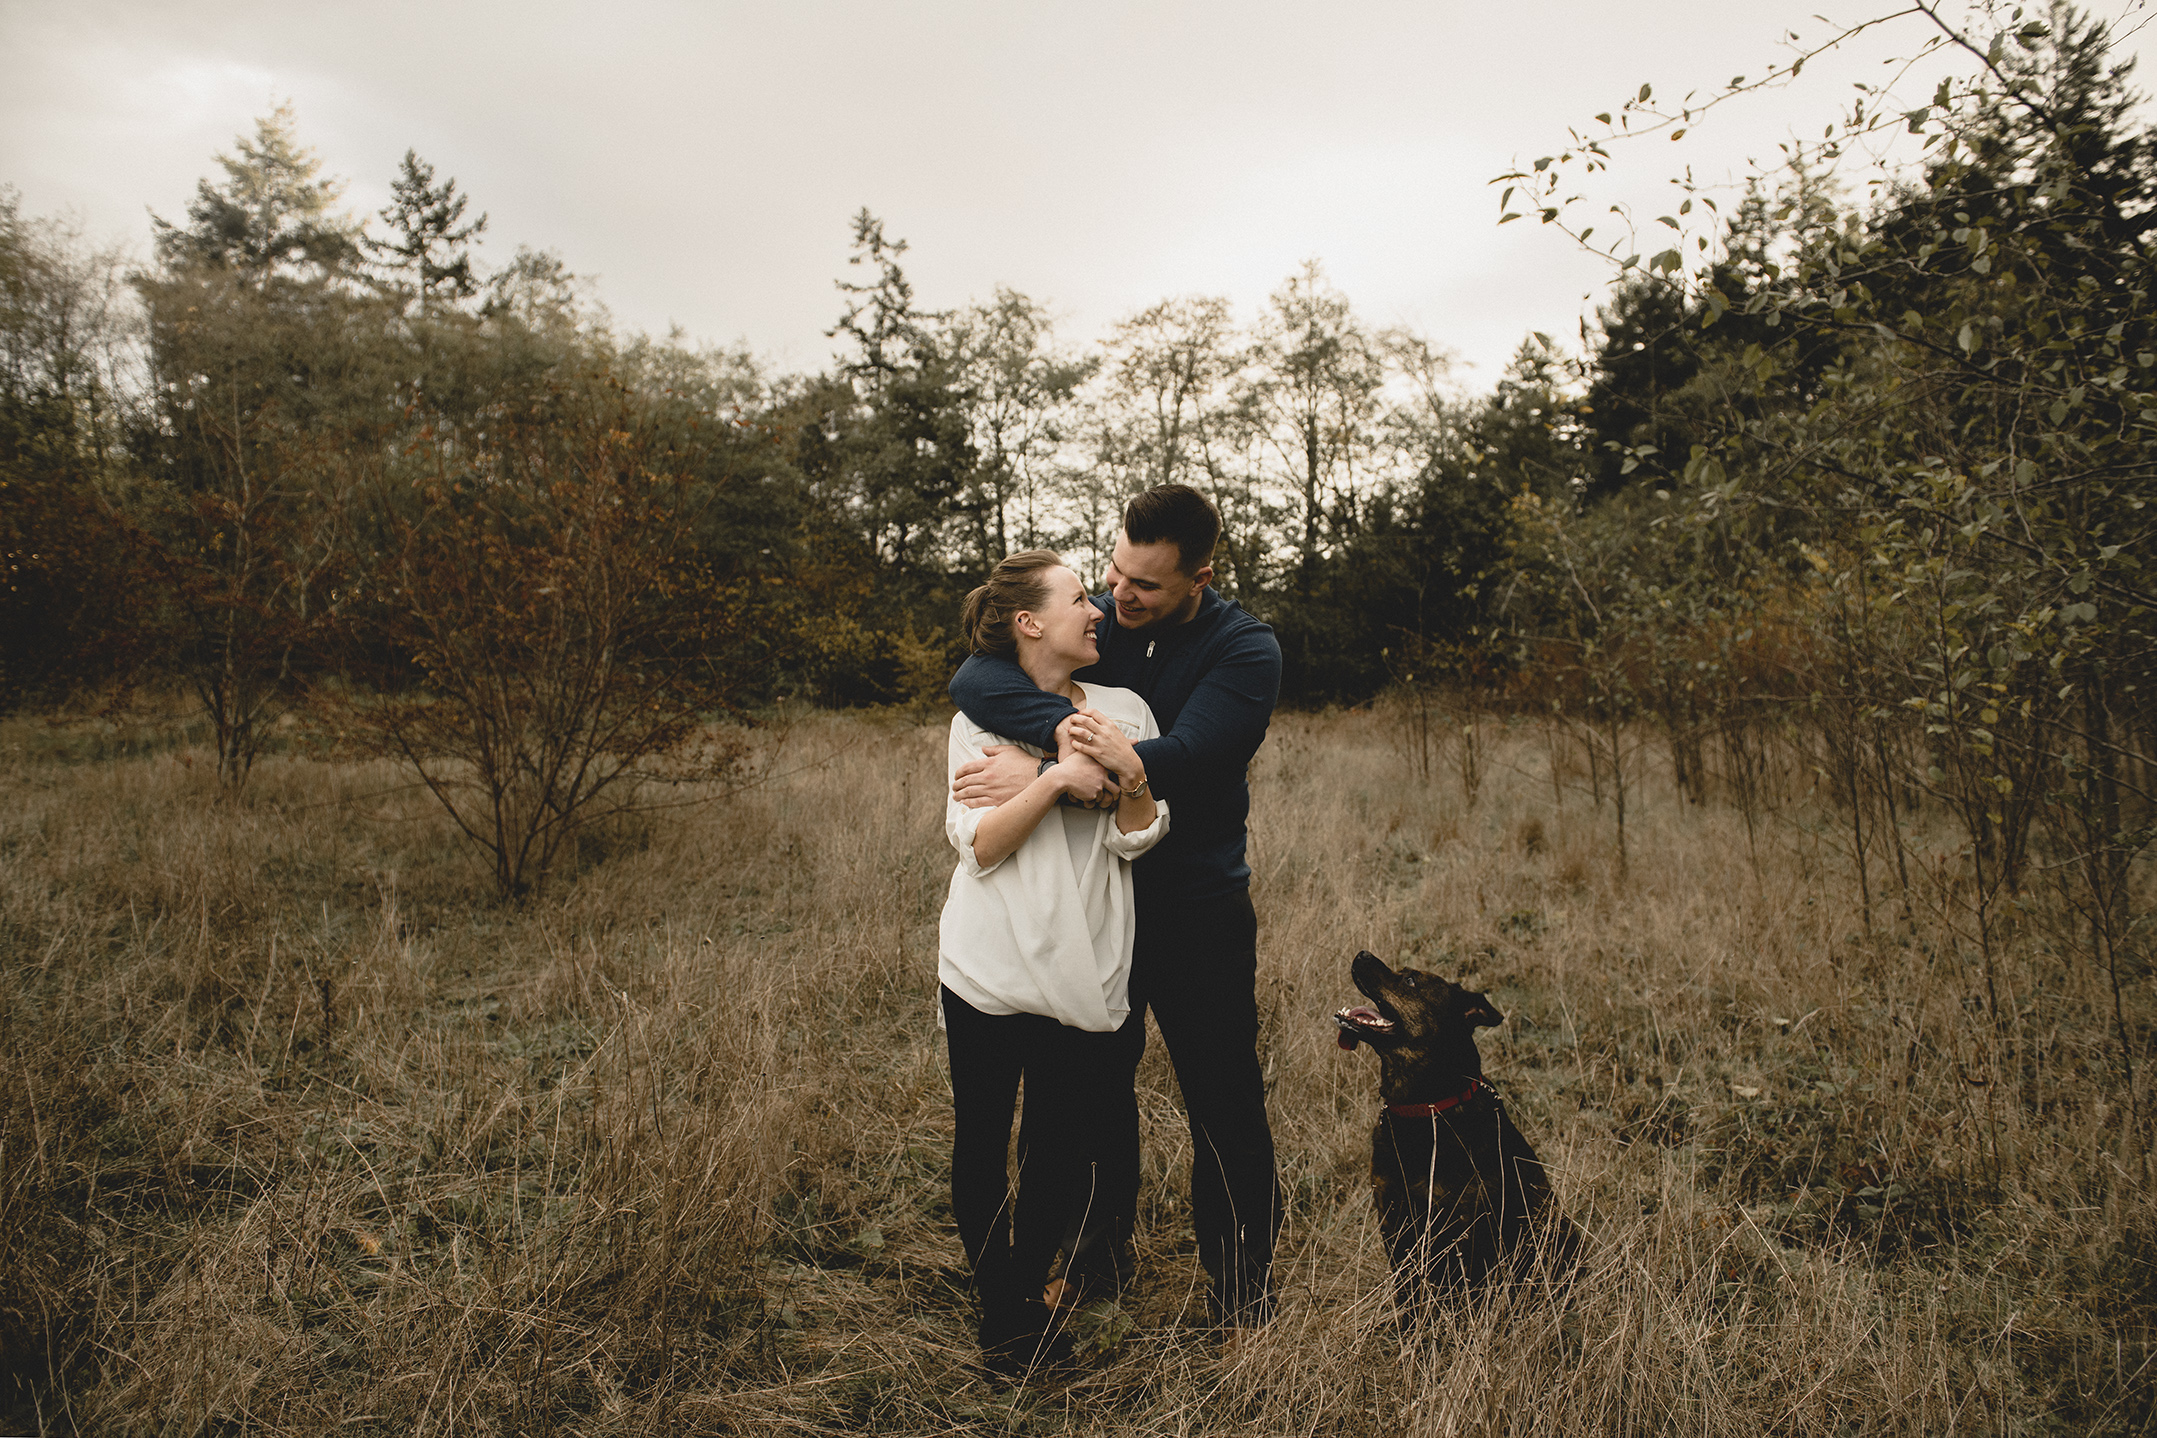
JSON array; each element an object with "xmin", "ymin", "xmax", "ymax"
[{"xmin": 1027, "ymin": 565, "xmax": 1099, "ymax": 667}]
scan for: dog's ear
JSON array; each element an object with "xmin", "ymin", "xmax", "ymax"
[{"xmin": 1459, "ymin": 991, "xmax": 1505, "ymax": 1028}]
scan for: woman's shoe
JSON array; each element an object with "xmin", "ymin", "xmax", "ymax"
[{"xmin": 980, "ymin": 1296, "xmax": 1074, "ymax": 1381}]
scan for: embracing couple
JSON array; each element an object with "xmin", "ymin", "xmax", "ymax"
[{"xmin": 935, "ymin": 483, "xmax": 1282, "ymax": 1373}]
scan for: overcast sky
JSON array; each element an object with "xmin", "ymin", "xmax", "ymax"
[{"xmin": 7, "ymin": 1, "xmax": 2155, "ymax": 386}]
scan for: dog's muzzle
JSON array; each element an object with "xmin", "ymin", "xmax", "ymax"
[{"xmin": 1334, "ymin": 1006, "xmax": 1394, "ymax": 1051}]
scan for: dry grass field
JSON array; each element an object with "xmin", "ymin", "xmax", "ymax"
[{"xmin": 2, "ymin": 703, "xmax": 2152, "ymax": 1434}]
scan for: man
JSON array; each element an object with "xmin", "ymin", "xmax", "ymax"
[{"xmin": 948, "ymin": 483, "xmax": 1282, "ymax": 1325}]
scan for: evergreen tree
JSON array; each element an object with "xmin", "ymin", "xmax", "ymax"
[
  {"xmin": 150, "ymin": 103, "xmax": 358, "ymax": 282},
  {"xmin": 366, "ymin": 149, "xmax": 487, "ymax": 304},
  {"xmin": 822, "ymin": 210, "xmax": 974, "ymax": 573}
]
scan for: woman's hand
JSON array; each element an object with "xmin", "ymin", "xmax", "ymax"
[
  {"xmin": 1048, "ymin": 753, "xmax": 1116, "ymax": 806},
  {"xmin": 1067, "ymin": 707, "xmax": 1143, "ymax": 796},
  {"xmin": 969, "ymin": 759, "xmax": 1106, "ymax": 868}
]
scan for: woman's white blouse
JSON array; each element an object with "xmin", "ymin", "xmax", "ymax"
[{"xmin": 938, "ymin": 683, "xmax": 1169, "ymax": 1033}]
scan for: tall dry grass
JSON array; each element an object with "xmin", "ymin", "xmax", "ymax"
[{"xmin": 1, "ymin": 704, "xmax": 2151, "ymax": 1433}]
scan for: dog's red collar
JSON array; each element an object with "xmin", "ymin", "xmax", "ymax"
[{"xmin": 1384, "ymin": 1077, "xmax": 1492, "ymax": 1118}]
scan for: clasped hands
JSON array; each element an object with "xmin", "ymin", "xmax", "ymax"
[{"xmin": 951, "ymin": 708, "xmax": 1132, "ymax": 811}]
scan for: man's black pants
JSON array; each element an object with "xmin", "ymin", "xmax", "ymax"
[{"xmin": 1051, "ymin": 887, "xmax": 1279, "ymax": 1321}]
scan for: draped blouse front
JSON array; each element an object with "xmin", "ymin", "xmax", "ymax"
[{"xmin": 938, "ymin": 683, "xmax": 1169, "ymax": 1033}]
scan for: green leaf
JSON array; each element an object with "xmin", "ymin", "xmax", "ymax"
[{"xmin": 1638, "ymin": 82, "xmax": 1653, "ymax": 103}]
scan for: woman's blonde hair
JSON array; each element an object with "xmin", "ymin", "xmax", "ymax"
[{"xmin": 961, "ymin": 550, "xmax": 1065, "ymax": 657}]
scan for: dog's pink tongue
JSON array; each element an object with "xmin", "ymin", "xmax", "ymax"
[{"xmin": 1336, "ymin": 1006, "xmax": 1384, "ymax": 1051}]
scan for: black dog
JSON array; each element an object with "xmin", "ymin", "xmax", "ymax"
[{"xmin": 1335, "ymin": 950, "xmax": 1578, "ymax": 1316}]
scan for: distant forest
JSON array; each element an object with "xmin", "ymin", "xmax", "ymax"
[
  {"xmin": 4, "ymin": 10, "xmax": 2153, "ymax": 910},
  {"xmin": 1, "ymin": 104, "xmax": 1548, "ymax": 722}
]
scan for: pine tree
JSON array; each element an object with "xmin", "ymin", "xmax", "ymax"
[
  {"xmin": 150, "ymin": 103, "xmax": 357, "ymax": 281},
  {"xmin": 821, "ymin": 211, "xmax": 973, "ymax": 571},
  {"xmin": 366, "ymin": 150, "xmax": 487, "ymax": 304}
]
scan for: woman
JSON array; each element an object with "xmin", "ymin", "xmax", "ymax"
[{"xmin": 939, "ymin": 549, "xmax": 1167, "ymax": 1373}]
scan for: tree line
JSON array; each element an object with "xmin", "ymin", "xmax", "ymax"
[
  {"xmin": 0, "ymin": 100, "xmax": 1581, "ymax": 722},
  {"xmin": 5, "ymin": 5, "xmax": 2153, "ymax": 984}
]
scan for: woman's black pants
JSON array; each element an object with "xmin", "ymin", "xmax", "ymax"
[{"xmin": 941, "ymin": 986, "xmax": 1133, "ymax": 1339}]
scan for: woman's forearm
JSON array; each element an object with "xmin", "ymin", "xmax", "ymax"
[
  {"xmin": 1070, "ymin": 708, "xmax": 1154, "ymax": 833},
  {"xmin": 971, "ymin": 773, "xmax": 1069, "ymax": 867},
  {"xmin": 1114, "ymin": 789, "xmax": 1157, "ymax": 834}
]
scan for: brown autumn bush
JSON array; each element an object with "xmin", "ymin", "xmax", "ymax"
[{"xmin": 340, "ymin": 378, "xmax": 760, "ymax": 901}]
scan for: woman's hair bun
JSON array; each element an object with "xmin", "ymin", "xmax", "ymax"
[{"xmin": 961, "ymin": 550, "xmax": 1065, "ymax": 658}]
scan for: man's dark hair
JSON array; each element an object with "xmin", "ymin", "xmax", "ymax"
[{"xmin": 1122, "ymin": 484, "xmax": 1219, "ymax": 575}]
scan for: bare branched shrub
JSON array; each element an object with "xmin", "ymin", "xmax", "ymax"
[
  {"xmin": 1381, "ymin": 634, "xmax": 1490, "ymax": 806},
  {"xmin": 346, "ymin": 379, "xmax": 754, "ymax": 898}
]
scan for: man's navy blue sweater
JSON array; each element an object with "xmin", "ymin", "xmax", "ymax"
[{"xmin": 948, "ymin": 588, "xmax": 1281, "ymax": 903}]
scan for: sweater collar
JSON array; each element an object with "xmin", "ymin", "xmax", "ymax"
[{"xmin": 1100, "ymin": 586, "xmax": 1228, "ymax": 652}]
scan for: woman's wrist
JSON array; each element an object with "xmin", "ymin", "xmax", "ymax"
[{"xmin": 1041, "ymin": 762, "xmax": 1086, "ymax": 800}]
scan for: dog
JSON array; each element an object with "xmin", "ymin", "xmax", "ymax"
[{"xmin": 1334, "ymin": 949, "xmax": 1578, "ymax": 1317}]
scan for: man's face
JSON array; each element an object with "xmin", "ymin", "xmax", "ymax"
[{"xmin": 1104, "ymin": 533, "xmax": 1211, "ymax": 630}]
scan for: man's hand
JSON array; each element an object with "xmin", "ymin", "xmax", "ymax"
[{"xmin": 951, "ymin": 745, "xmax": 1039, "ymax": 809}]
